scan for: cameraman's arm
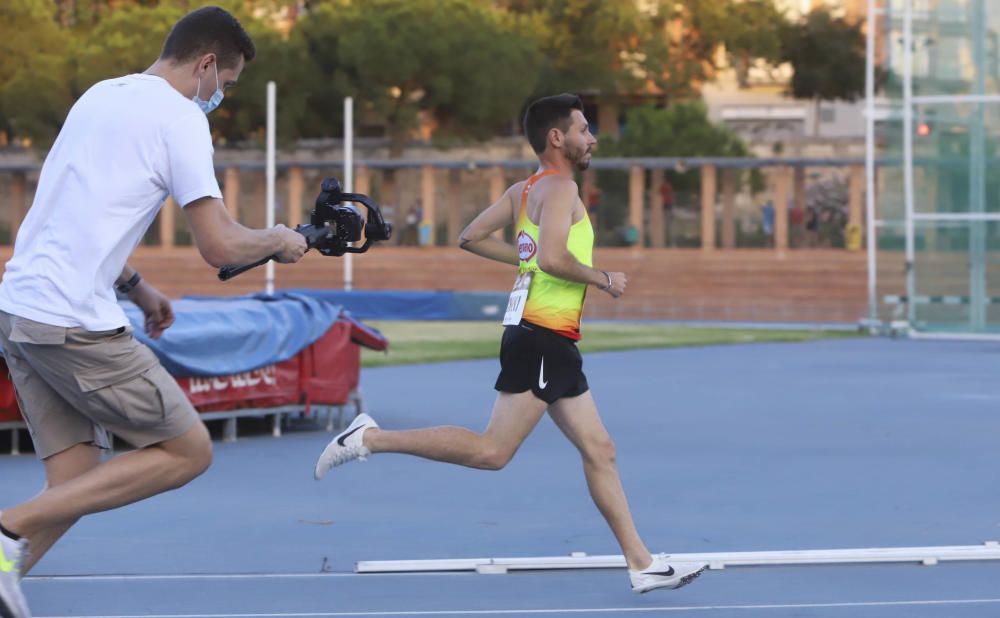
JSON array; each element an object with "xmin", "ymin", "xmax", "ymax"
[
  {"xmin": 183, "ymin": 197, "xmax": 305, "ymax": 267},
  {"xmin": 115, "ymin": 264, "xmax": 175, "ymax": 338},
  {"xmin": 458, "ymin": 185, "xmax": 518, "ymax": 266}
]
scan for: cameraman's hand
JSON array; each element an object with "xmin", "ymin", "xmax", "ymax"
[
  {"xmin": 601, "ymin": 271, "xmax": 627, "ymax": 298},
  {"xmin": 274, "ymin": 224, "xmax": 307, "ymax": 263},
  {"xmin": 129, "ymin": 282, "xmax": 175, "ymax": 339}
]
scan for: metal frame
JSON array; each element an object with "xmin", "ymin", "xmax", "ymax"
[
  {"xmin": 902, "ymin": 0, "xmax": 917, "ymax": 326},
  {"xmin": 0, "ymin": 421, "xmax": 25, "ymax": 455},
  {"xmin": 356, "ymin": 542, "xmax": 1000, "ymax": 574},
  {"xmin": 0, "ymin": 389, "xmax": 367, "ymax": 455},
  {"xmin": 264, "ymin": 81, "xmax": 277, "ymax": 296},
  {"xmin": 868, "ymin": 0, "xmax": 999, "ymax": 338},
  {"xmin": 865, "ymin": 0, "xmax": 879, "ymax": 327},
  {"xmin": 343, "ymin": 96, "xmax": 354, "ymax": 292}
]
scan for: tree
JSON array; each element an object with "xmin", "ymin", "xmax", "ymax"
[
  {"xmin": 594, "ymin": 103, "xmax": 760, "ymax": 242},
  {"xmin": 204, "ymin": 9, "xmax": 309, "ymax": 145},
  {"xmin": 615, "ymin": 102, "xmax": 756, "ymax": 180},
  {"xmin": 69, "ymin": 3, "xmax": 185, "ymax": 97},
  {"xmin": 293, "ymin": 0, "xmax": 541, "ymax": 154},
  {"xmin": 661, "ymin": 0, "xmax": 789, "ymax": 97},
  {"xmin": 284, "ymin": 2, "xmax": 354, "ymax": 142},
  {"xmin": 780, "ymin": 9, "xmax": 866, "ymax": 134},
  {"xmin": 498, "ymin": 0, "xmax": 672, "ymax": 97},
  {"xmin": 495, "ymin": 0, "xmax": 788, "ymax": 105},
  {"xmin": 65, "ymin": 1, "xmax": 292, "ymax": 144},
  {"xmin": 699, "ymin": 0, "xmax": 786, "ymax": 88},
  {"xmin": 53, "ymin": 0, "xmax": 157, "ymax": 29},
  {"xmin": 0, "ymin": 0, "xmax": 74, "ymax": 145}
]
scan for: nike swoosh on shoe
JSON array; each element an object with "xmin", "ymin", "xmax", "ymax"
[{"xmin": 337, "ymin": 425, "xmax": 366, "ymax": 446}]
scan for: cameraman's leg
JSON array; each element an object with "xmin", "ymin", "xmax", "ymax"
[
  {"xmin": 3, "ymin": 423, "xmax": 211, "ymax": 545},
  {"xmin": 18, "ymin": 443, "xmax": 101, "ymax": 574},
  {"xmin": 0, "ymin": 325, "xmax": 211, "ymax": 542}
]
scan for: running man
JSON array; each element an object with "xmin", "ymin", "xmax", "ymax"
[
  {"xmin": 0, "ymin": 8, "xmax": 306, "ymax": 618},
  {"xmin": 315, "ymin": 93, "xmax": 707, "ymax": 593}
]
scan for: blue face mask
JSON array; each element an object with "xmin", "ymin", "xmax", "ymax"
[{"xmin": 193, "ymin": 63, "xmax": 224, "ymax": 114}]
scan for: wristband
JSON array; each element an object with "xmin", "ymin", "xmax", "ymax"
[
  {"xmin": 116, "ymin": 272, "xmax": 142, "ymax": 295},
  {"xmin": 599, "ymin": 270, "xmax": 612, "ymax": 291}
]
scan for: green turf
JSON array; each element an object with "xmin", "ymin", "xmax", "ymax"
[{"xmin": 361, "ymin": 321, "xmax": 858, "ymax": 367}]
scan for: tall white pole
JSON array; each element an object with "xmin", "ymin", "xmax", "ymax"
[
  {"xmin": 265, "ymin": 81, "xmax": 276, "ymax": 296},
  {"xmin": 970, "ymin": 0, "xmax": 987, "ymax": 331},
  {"xmin": 902, "ymin": 0, "xmax": 916, "ymax": 325},
  {"xmin": 864, "ymin": 0, "xmax": 878, "ymax": 326},
  {"xmin": 344, "ymin": 96, "xmax": 354, "ymax": 292}
]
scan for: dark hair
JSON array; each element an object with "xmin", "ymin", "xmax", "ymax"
[
  {"xmin": 522, "ymin": 93, "xmax": 584, "ymax": 154},
  {"xmin": 160, "ymin": 6, "xmax": 256, "ymax": 70}
]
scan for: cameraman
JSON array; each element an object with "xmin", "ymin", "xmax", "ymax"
[{"xmin": 0, "ymin": 8, "xmax": 305, "ymax": 617}]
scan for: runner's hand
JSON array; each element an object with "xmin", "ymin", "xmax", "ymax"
[
  {"xmin": 602, "ymin": 271, "xmax": 627, "ymax": 298},
  {"xmin": 129, "ymin": 282, "xmax": 175, "ymax": 339}
]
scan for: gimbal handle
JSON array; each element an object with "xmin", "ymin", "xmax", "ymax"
[
  {"xmin": 217, "ymin": 225, "xmax": 329, "ymax": 281},
  {"xmin": 217, "ymin": 177, "xmax": 391, "ymax": 281}
]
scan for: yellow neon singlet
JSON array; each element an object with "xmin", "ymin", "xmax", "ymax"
[{"xmin": 514, "ymin": 171, "xmax": 594, "ymax": 341}]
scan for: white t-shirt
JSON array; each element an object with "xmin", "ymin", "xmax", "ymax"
[{"xmin": 0, "ymin": 74, "xmax": 222, "ymax": 331}]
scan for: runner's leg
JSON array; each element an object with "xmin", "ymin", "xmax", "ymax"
[
  {"xmin": 547, "ymin": 391, "xmax": 652, "ymax": 570},
  {"xmin": 365, "ymin": 391, "xmax": 547, "ymax": 470}
]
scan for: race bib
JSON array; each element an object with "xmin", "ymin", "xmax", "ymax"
[{"xmin": 502, "ymin": 271, "xmax": 534, "ymax": 326}]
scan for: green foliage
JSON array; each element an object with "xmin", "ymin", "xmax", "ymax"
[
  {"xmin": 499, "ymin": 0, "xmax": 671, "ymax": 96},
  {"xmin": 593, "ymin": 103, "xmax": 760, "ymax": 241},
  {"xmin": 617, "ymin": 103, "xmax": 752, "ymax": 159},
  {"xmin": 283, "ymin": 2, "xmax": 351, "ymax": 141},
  {"xmin": 291, "ymin": 0, "xmax": 541, "ymax": 150},
  {"xmin": 697, "ymin": 0, "xmax": 785, "ymax": 88},
  {"xmin": 360, "ymin": 320, "xmax": 856, "ymax": 368},
  {"xmin": 212, "ymin": 18, "xmax": 309, "ymax": 145},
  {"xmin": 0, "ymin": 0, "xmax": 73, "ymax": 144},
  {"xmin": 0, "ymin": 0, "xmax": 863, "ymax": 152},
  {"xmin": 69, "ymin": 4, "xmax": 185, "ymax": 96},
  {"xmin": 607, "ymin": 103, "xmax": 759, "ymax": 191},
  {"xmin": 780, "ymin": 9, "xmax": 866, "ymax": 102}
]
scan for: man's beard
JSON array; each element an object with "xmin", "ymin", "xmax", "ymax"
[{"xmin": 569, "ymin": 145, "xmax": 592, "ymax": 171}]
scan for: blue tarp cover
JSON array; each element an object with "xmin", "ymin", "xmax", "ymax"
[
  {"xmin": 281, "ymin": 289, "xmax": 508, "ymax": 321},
  {"xmin": 122, "ymin": 293, "xmax": 343, "ymax": 377}
]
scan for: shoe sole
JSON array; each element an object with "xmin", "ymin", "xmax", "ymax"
[
  {"xmin": 314, "ymin": 445, "xmax": 338, "ymax": 480},
  {"xmin": 633, "ymin": 564, "xmax": 707, "ymax": 594},
  {"xmin": 0, "ymin": 580, "xmax": 24, "ymax": 618}
]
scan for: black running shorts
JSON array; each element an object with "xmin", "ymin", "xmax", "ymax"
[{"xmin": 494, "ymin": 320, "xmax": 589, "ymax": 404}]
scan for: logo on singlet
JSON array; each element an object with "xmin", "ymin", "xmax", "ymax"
[{"xmin": 517, "ymin": 230, "xmax": 537, "ymax": 261}]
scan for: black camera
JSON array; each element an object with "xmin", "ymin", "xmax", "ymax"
[
  {"xmin": 218, "ymin": 177, "xmax": 392, "ymax": 281},
  {"xmin": 307, "ymin": 177, "xmax": 392, "ymax": 256}
]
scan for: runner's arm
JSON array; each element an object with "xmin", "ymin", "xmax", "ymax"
[
  {"xmin": 537, "ymin": 181, "xmax": 610, "ymax": 288},
  {"xmin": 458, "ymin": 185, "xmax": 519, "ymax": 266}
]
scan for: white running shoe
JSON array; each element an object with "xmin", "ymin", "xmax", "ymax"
[
  {"xmin": 0, "ymin": 521, "xmax": 31, "ymax": 618},
  {"xmin": 629, "ymin": 553, "xmax": 708, "ymax": 593},
  {"xmin": 314, "ymin": 413, "xmax": 378, "ymax": 480}
]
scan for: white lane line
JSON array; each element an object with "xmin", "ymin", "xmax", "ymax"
[
  {"xmin": 27, "ymin": 573, "xmax": 367, "ymax": 582},
  {"xmin": 34, "ymin": 597, "xmax": 1000, "ymax": 617},
  {"xmin": 27, "ymin": 571, "xmax": 487, "ymax": 582}
]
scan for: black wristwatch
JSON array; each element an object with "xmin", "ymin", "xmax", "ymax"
[{"xmin": 116, "ymin": 272, "xmax": 142, "ymax": 295}]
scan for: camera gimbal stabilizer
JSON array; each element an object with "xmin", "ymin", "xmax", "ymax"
[{"xmin": 217, "ymin": 177, "xmax": 392, "ymax": 281}]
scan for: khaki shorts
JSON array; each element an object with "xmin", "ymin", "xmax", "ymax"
[{"xmin": 0, "ymin": 311, "xmax": 198, "ymax": 459}]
